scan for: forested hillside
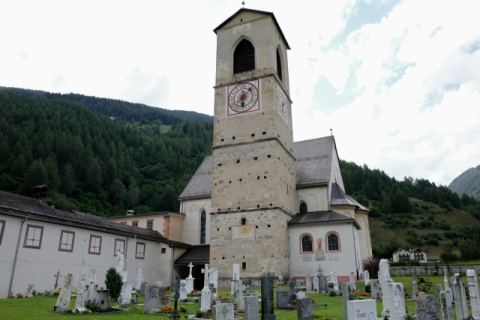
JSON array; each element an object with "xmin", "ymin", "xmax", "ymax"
[
  {"xmin": 0, "ymin": 89, "xmax": 213, "ymax": 216},
  {"xmin": 448, "ymin": 165, "xmax": 480, "ymax": 200},
  {"xmin": 0, "ymin": 87, "xmax": 213, "ymax": 124}
]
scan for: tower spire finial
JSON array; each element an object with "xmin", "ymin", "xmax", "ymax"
[
  {"xmin": 330, "ymin": 128, "xmax": 333, "ymax": 136},
  {"xmin": 242, "ymin": 1, "xmax": 245, "ymax": 8}
]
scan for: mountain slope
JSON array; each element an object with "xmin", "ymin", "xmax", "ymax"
[
  {"xmin": 0, "ymin": 86, "xmax": 213, "ymax": 125},
  {"xmin": 448, "ymin": 165, "xmax": 480, "ymax": 200}
]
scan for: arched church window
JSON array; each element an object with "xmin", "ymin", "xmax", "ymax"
[
  {"xmin": 300, "ymin": 202, "xmax": 307, "ymax": 213},
  {"xmin": 276, "ymin": 48, "xmax": 282, "ymax": 81},
  {"xmin": 301, "ymin": 234, "xmax": 313, "ymax": 253},
  {"xmin": 234, "ymin": 39, "xmax": 255, "ymax": 74},
  {"xmin": 200, "ymin": 210, "xmax": 206, "ymax": 244},
  {"xmin": 327, "ymin": 233, "xmax": 339, "ymax": 251}
]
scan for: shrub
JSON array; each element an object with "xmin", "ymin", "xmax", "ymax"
[
  {"xmin": 85, "ymin": 299, "xmax": 103, "ymax": 312},
  {"xmin": 365, "ymin": 284, "xmax": 371, "ymax": 293},
  {"xmin": 195, "ymin": 310, "xmax": 206, "ymax": 318},
  {"xmin": 362, "ymin": 256, "xmax": 380, "ymax": 279},
  {"xmin": 409, "ymin": 260, "xmax": 420, "ymax": 266},
  {"xmin": 329, "ymin": 291, "xmax": 337, "ymax": 297},
  {"xmin": 433, "ymin": 272, "xmax": 438, "ymax": 276},
  {"xmin": 390, "ymin": 260, "xmax": 407, "ymax": 266},
  {"xmin": 419, "ymin": 277, "xmax": 426, "ymax": 284},
  {"xmin": 426, "ymin": 238, "xmax": 439, "ymax": 245},
  {"xmin": 105, "ymin": 267, "xmax": 123, "ymax": 301},
  {"xmin": 238, "ymin": 309, "xmax": 245, "ymax": 313}
]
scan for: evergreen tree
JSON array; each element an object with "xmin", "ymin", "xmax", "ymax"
[
  {"xmin": 62, "ymin": 163, "xmax": 76, "ymax": 195},
  {"xmin": 87, "ymin": 159, "xmax": 103, "ymax": 192}
]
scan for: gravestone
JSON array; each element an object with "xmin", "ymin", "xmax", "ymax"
[
  {"xmin": 451, "ymin": 277, "xmax": 465, "ymax": 320},
  {"xmin": 349, "ymin": 270, "xmax": 355, "ymax": 283},
  {"xmin": 347, "ymin": 299, "xmax": 376, "ymax": 320},
  {"xmin": 403, "ymin": 286, "xmax": 408, "ymax": 298},
  {"xmin": 416, "ymin": 295, "xmax": 441, "ymax": 320},
  {"xmin": 440, "ymin": 290, "xmax": 454, "ymax": 320},
  {"xmin": 296, "ymin": 280, "xmax": 304, "ymax": 288},
  {"xmin": 287, "ymin": 279, "xmax": 295, "ymax": 299},
  {"xmin": 297, "ymin": 291, "xmax": 306, "ymax": 299},
  {"xmin": 444, "ymin": 267, "xmax": 452, "ymax": 298},
  {"xmin": 387, "ymin": 283, "xmax": 406, "ymax": 320},
  {"xmin": 331, "ymin": 271, "xmax": 339, "ymax": 290},
  {"xmin": 143, "ymin": 285, "xmax": 168, "ymax": 314},
  {"xmin": 54, "ymin": 273, "xmax": 73, "ymax": 313},
  {"xmin": 155, "ymin": 281, "xmax": 163, "ymax": 287},
  {"xmin": 313, "ymin": 276, "xmax": 319, "ymax": 292},
  {"xmin": 296, "ymin": 297, "xmax": 314, "ymax": 320},
  {"xmin": 260, "ymin": 276, "xmax": 276, "ymax": 320},
  {"xmin": 186, "ymin": 262, "xmax": 195, "ymax": 294},
  {"xmin": 276, "ymin": 290, "xmax": 290, "ymax": 307},
  {"xmin": 245, "ymin": 295, "xmax": 259, "ymax": 320},
  {"xmin": 210, "ymin": 268, "xmax": 219, "ymax": 297},
  {"xmin": 139, "ymin": 282, "xmax": 148, "ymax": 296},
  {"xmin": 435, "ymin": 284, "xmax": 443, "ymax": 304},
  {"xmin": 236, "ymin": 283, "xmax": 247, "ymax": 310},
  {"xmin": 370, "ymin": 279, "xmax": 381, "ymax": 300},
  {"xmin": 118, "ymin": 281, "xmax": 133, "ymax": 306},
  {"xmin": 136, "ymin": 263, "xmax": 143, "ymax": 290},
  {"xmin": 212, "ymin": 303, "xmax": 234, "ymax": 320},
  {"xmin": 213, "ymin": 298, "xmax": 221, "ymax": 305},
  {"xmin": 198, "ymin": 296, "xmax": 201, "ymax": 309},
  {"xmin": 180, "ymin": 280, "xmax": 187, "ymax": 300},
  {"xmin": 243, "ymin": 279, "xmax": 252, "ymax": 286},
  {"xmin": 232, "ymin": 264, "xmax": 240, "ymax": 295},
  {"xmin": 89, "ymin": 269, "xmax": 97, "ymax": 284},
  {"xmin": 306, "ymin": 274, "xmax": 312, "ymax": 293},
  {"xmin": 342, "ymin": 283, "xmax": 354, "ymax": 320},
  {"xmin": 364, "ymin": 270, "xmax": 370, "ymax": 286},
  {"xmin": 467, "ymin": 269, "xmax": 480, "ymax": 319},
  {"xmin": 209, "ymin": 283, "xmax": 216, "ymax": 303},
  {"xmin": 412, "ymin": 280, "xmax": 418, "ymax": 299},
  {"xmin": 319, "ymin": 275, "xmax": 328, "ymax": 292},
  {"xmin": 201, "ymin": 286, "xmax": 212, "ymax": 312},
  {"xmin": 74, "ymin": 274, "xmax": 86, "ymax": 313},
  {"xmin": 379, "ymin": 259, "xmax": 392, "ymax": 316},
  {"xmin": 456, "ymin": 274, "xmax": 469, "ymax": 318}
]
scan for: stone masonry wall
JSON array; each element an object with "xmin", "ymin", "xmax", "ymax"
[
  {"xmin": 390, "ymin": 264, "xmax": 480, "ymax": 276},
  {"xmin": 209, "ymin": 209, "xmax": 290, "ymax": 280}
]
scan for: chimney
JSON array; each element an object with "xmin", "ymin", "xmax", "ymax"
[{"xmin": 127, "ymin": 210, "xmax": 135, "ymax": 216}]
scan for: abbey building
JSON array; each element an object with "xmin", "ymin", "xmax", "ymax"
[{"xmin": 177, "ymin": 8, "xmax": 372, "ymax": 286}]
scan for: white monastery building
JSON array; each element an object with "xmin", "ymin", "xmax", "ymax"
[{"xmin": 0, "ymin": 8, "xmax": 372, "ymax": 297}]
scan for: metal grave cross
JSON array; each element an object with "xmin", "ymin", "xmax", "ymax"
[{"xmin": 53, "ymin": 270, "xmax": 62, "ymax": 289}]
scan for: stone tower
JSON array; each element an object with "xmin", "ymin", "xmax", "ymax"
[{"xmin": 209, "ymin": 8, "xmax": 296, "ymax": 283}]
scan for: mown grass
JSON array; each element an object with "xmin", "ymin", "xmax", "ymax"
[{"xmin": 0, "ymin": 276, "xmax": 471, "ymax": 320}]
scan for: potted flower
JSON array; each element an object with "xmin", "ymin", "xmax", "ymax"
[{"xmin": 327, "ymin": 282, "xmax": 334, "ymax": 288}]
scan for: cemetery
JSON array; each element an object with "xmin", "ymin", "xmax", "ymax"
[{"xmin": 3, "ymin": 258, "xmax": 480, "ymax": 320}]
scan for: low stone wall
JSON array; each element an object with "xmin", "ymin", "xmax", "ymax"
[
  {"xmin": 218, "ymin": 277, "xmax": 284, "ymax": 288},
  {"xmin": 389, "ymin": 264, "xmax": 480, "ymax": 276}
]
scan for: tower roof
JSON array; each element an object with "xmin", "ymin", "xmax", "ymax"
[
  {"xmin": 330, "ymin": 182, "xmax": 369, "ymax": 212},
  {"xmin": 213, "ymin": 8, "xmax": 291, "ymax": 49}
]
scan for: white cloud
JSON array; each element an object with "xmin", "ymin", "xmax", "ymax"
[{"xmin": 0, "ymin": 0, "xmax": 478, "ymax": 186}]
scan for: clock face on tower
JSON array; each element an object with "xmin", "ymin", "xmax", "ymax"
[
  {"xmin": 277, "ymin": 85, "xmax": 288, "ymax": 124},
  {"xmin": 231, "ymin": 224, "xmax": 256, "ymax": 242},
  {"xmin": 227, "ymin": 80, "xmax": 260, "ymax": 117}
]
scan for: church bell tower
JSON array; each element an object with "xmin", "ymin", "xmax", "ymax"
[{"xmin": 210, "ymin": 8, "xmax": 296, "ymax": 282}]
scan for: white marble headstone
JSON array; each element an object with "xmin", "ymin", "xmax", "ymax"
[
  {"xmin": 387, "ymin": 283, "xmax": 406, "ymax": 320},
  {"xmin": 296, "ymin": 291, "xmax": 306, "ymax": 299},
  {"xmin": 347, "ymin": 299, "xmax": 376, "ymax": 320},
  {"xmin": 54, "ymin": 273, "xmax": 74, "ymax": 313},
  {"xmin": 313, "ymin": 276, "xmax": 319, "ymax": 292},
  {"xmin": 155, "ymin": 281, "xmax": 163, "ymax": 287},
  {"xmin": 89, "ymin": 269, "xmax": 97, "ymax": 284},
  {"xmin": 364, "ymin": 270, "xmax": 370, "ymax": 286},
  {"xmin": 180, "ymin": 280, "xmax": 188, "ymax": 300},
  {"xmin": 231, "ymin": 264, "xmax": 240, "ymax": 295},
  {"xmin": 118, "ymin": 282, "xmax": 133, "ymax": 306},
  {"xmin": 379, "ymin": 259, "xmax": 392, "ymax": 315}
]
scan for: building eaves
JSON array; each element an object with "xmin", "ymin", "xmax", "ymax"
[
  {"xmin": 213, "ymin": 8, "xmax": 290, "ymax": 50},
  {"xmin": 106, "ymin": 211, "xmax": 186, "ymax": 220},
  {"xmin": 288, "ymin": 210, "xmax": 360, "ymax": 229}
]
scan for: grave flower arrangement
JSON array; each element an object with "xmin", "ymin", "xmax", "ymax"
[
  {"xmin": 16, "ymin": 293, "xmax": 24, "ymax": 298},
  {"xmin": 327, "ymin": 282, "xmax": 334, "ymax": 288},
  {"xmin": 160, "ymin": 306, "xmax": 173, "ymax": 314}
]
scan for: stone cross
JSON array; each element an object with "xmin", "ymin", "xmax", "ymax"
[
  {"xmin": 236, "ymin": 283, "xmax": 247, "ymax": 310},
  {"xmin": 467, "ymin": 269, "xmax": 480, "ymax": 319},
  {"xmin": 440, "ymin": 290, "xmax": 454, "ymax": 320},
  {"xmin": 416, "ymin": 295, "xmax": 441, "ymax": 320},
  {"xmin": 188, "ymin": 262, "xmax": 194, "ymax": 278},
  {"xmin": 201, "ymin": 264, "xmax": 210, "ymax": 288},
  {"xmin": 53, "ymin": 270, "xmax": 62, "ymax": 289}
]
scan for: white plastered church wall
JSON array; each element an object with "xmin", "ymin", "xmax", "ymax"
[
  {"xmin": 296, "ymin": 186, "xmax": 328, "ymax": 212},
  {"xmin": 0, "ymin": 214, "xmax": 174, "ymax": 299},
  {"xmin": 289, "ymin": 222, "xmax": 359, "ymax": 281},
  {"xmin": 181, "ymin": 198, "xmax": 212, "ymax": 245},
  {"xmin": 355, "ymin": 212, "xmax": 373, "ymax": 260}
]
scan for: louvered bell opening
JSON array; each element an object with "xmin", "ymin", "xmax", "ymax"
[
  {"xmin": 277, "ymin": 49, "xmax": 283, "ymax": 81},
  {"xmin": 234, "ymin": 39, "xmax": 255, "ymax": 74}
]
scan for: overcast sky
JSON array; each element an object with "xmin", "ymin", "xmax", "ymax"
[{"xmin": 1, "ymin": 0, "xmax": 479, "ymax": 186}]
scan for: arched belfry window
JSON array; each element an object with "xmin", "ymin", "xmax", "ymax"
[
  {"xmin": 200, "ymin": 210, "xmax": 206, "ymax": 244},
  {"xmin": 327, "ymin": 233, "xmax": 339, "ymax": 251},
  {"xmin": 300, "ymin": 202, "xmax": 307, "ymax": 213},
  {"xmin": 276, "ymin": 48, "xmax": 283, "ymax": 81},
  {"xmin": 234, "ymin": 39, "xmax": 255, "ymax": 74},
  {"xmin": 301, "ymin": 234, "xmax": 313, "ymax": 253}
]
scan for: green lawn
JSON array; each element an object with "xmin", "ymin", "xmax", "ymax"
[{"xmin": 0, "ymin": 276, "xmax": 469, "ymax": 320}]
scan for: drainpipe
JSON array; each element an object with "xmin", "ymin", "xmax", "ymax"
[
  {"xmin": 124, "ymin": 238, "xmax": 129, "ymax": 271},
  {"xmin": 8, "ymin": 218, "xmax": 27, "ymax": 297},
  {"xmin": 170, "ymin": 245, "xmax": 175, "ymax": 289},
  {"xmin": 352, "ymin": 223, "xmax": 359, "ymax": 280}
]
